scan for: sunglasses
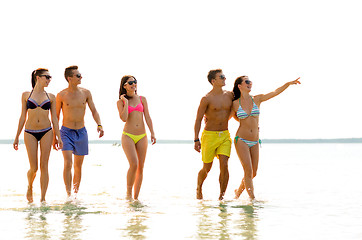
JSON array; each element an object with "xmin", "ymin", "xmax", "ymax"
[
  {"xmin": 75, "ymin": 73, "xmax": 82, "ymax": 78},
  {"xmin": 126, "ymin": 80, "xmax": 137, "ymax": 85},
  {"xmin": 41, "ymin": 75, "xmax": 52, "ymax": 80},
  {"xmin": 244, "ymin": 80, "xmax": 252, "ymax": 84},
  {"xmin": 219, "ymin": 75, "xmax": 226, "ymax": 80}
]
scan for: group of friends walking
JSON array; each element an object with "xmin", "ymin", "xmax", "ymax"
[{"xmin": 13, "ymin": 66, "xmax": 300, "ymax": 203}]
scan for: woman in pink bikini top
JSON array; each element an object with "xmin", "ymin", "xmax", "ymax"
[{"xmin": 116, "ymin": 75, "xmax": 156, "ymax": 201}]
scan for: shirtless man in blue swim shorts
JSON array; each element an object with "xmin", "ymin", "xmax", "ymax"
[
  {"xmin": 194, "ymin": 69, "xmax": 233, "ymax": 200},
  {"xmin": 53, "ymin": 65, "xmax": 104, "ymax": 198}
]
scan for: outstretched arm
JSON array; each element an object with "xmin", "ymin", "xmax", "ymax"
[
  {"xmin": 142, "ymin": 96, "xmax": 156, "ymax": 145},
  {"xmin": 194, "ymin": 97, "xmax": 208, "ymax": 153},
  {"xmin": 13, "ymin": 93, "xmax": 28, "ymax": 150},
  {"xmin": 87, "ymin": 90, "xmax": 104, "ymax": 138},
  {"xmin": 257, "ymin": 77, "xmax": 301, "ymax": 103}
]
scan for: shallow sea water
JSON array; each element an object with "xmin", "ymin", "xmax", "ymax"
[{"xmin": 1, "ymin": 143, "xmax": 362, "ymax": 239}]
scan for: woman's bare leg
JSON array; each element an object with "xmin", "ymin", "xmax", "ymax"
[
  {"xmin": 235, "ymin": 141, "xmax": 255, "ymax": 199},
  {"xmin": 39, "ymin": 130, "xmax": 53, "ymax": 202},
  {"xmin": 24, "ymin": 133, "xmax": 39, "ymax": 203},
  {"xmin": 122, "ymin": 134, "xmax": 138, "ymax": 200},
  {"xmin": 133, "ymin": 136, "xmax": 148, "ymax": 200}
]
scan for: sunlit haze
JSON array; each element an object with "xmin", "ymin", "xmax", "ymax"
[{"xmin": 2, "ymin": 0, "xmax": 361, "ymax": 140}]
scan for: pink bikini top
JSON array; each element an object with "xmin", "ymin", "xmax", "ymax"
[{"xmin": 128, "ymin": 96, "xmax": 144, "ymax": 113}]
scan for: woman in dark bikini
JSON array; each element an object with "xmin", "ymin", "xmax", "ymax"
[
  {"xmin": 231, "ymin": 76, "xmax": 300, "ymax": 200},
  {"xmin": 117, "ymin": 75, "xmax": 156, "ymax": 201},
  {"xmin": 13, "ymin": 68, "xmax": 63, "ymax": 203}
]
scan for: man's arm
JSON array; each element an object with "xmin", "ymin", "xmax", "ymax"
[
  {"xmin": 52, "ymin": 92, "xmax": 63, "ymax": 149},
  {"xmin": 194, "ymin": 96, "xmax": 208, "ymax": 152},
  {"xmin": 86, "ymin": 90, "xmax": 104, "ymax": 138}
]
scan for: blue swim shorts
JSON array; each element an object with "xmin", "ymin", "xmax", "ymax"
[{"xmin": 60, "ymin": 126, "xmax": 89, "ymax": 156}]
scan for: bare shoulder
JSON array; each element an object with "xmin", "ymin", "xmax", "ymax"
[
  {"xmin": 252, "ymin": 94, "xmax": 263, "ymax": 104},
  {"xmin": 232, "ymin": 98, "xmax": 239, "ymax": 108},
  {"xmin": 57, "ymin": 88, "xmax": 68, "ymax": 96},
  {"xmin": 224, "ymin": 90, "xmax": 234, "ymax": 99},
  {"xmin": 22, "ymin": 91, "xmax": 30, "ymax": 98},
  {"xmin": 201, "ymin": 94, "xmax": 210, "ymax": 104},
  {"xmin": 79, "ymin": 87, "xmax": 91, "ymax": 95},
  {"xmin": 48, "ymin": 93, "xmax": 56, "ymax": 100}
]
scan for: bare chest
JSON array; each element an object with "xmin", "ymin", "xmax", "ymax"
[
  {"xmin": 62, "ymin": 93, "xmax": 87, "ymax": 108},
  {"xmin": 208, "ymin": 97, "xmax": 232, "ymax": 112}
]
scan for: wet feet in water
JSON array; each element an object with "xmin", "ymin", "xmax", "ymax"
[
  {"xmin": 234, "ymin": 189, "xmax": 242, "ymax": 199},
  {"xmin": 196, "ymin": 188, "xmax": 203, "ymax": 200},
  {"xmin": 26, "ymin": 186, "xmax": 33, "ymax": 203}
]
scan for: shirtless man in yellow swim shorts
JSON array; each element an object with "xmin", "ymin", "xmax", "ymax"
[{"xmin": 194, "ymin": 69, "xmax": 233, "ymax": 200}]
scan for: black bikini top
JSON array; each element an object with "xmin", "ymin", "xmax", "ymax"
[{"xmin": 26, "ymin": 90, "xmax": 51, "ymax": 110}]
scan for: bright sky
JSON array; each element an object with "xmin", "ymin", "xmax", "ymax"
[{"xmin": 1, "ymin": 0, "xmax": 361, "ymax": 140}]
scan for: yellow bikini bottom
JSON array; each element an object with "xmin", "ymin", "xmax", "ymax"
[{"xmin": 122, "ymin": 132, "xmax": 147, "ymax": 144}]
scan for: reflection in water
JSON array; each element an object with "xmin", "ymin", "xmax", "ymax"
[
  {"xmin": 197, "ymin": 202, "xmax": 229, "ymax": 239},
  {"xmin": 25, "ymin": 205, "xmax": 51, "ymax": 240},
  {"xmin": 61, "ymin": 202, "xmax": 85, "ymax": 240},
  {"xmin": 122, "ymin": 201, "xmax": 149, "ymax": 239},
  {"xmin": 232, "ymin": 204, "xmax": 260, "ymax": 240},
  {"xmin": 196, "ymin": 201, "xmax": 261, "ymax": 239},
  {"xmin": 217, "ymin": 203, "xmax": 231, "ymax": 239},
  {"xmin": 23, "ymin": 202, "xmax": 92, "ymax": 240}
]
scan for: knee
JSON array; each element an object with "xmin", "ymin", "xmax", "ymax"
[
  {"xmin": 64, "ymin": 161, "xmax": 72, "ymax": 171},
  {"xmin": 244, "ymin": 167, "xmax": 253, "ymax": 178},
  {"xmin": 203, "ymin": 166, "xmax": 212, "ymax": 174},
  {"xmin": 137, "ymin": 163, "xmax": 144, "ymax": 172},
  {"xmin": 199, "ymin": 167, "xmax": 210, "ymax": 176},
  {"xmin": 129, "ymin": 162, "xmax": 138, "ymax": 172},
  {"xmin": 29, "ymin": 166, "xmax": 38, "ymax": 174}
]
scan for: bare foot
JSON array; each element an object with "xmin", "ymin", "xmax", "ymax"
[
  {"xmin": 196, "ymin": 188, "xmax": 203, "ymax": 200},
  {"xmin": 126, "ymin": 193, "xmax": 133, "ymax": 201},
  {"xmin": 26, "ymin": 186, "xmax": 33, "ymax": 203},
  {"xmin": 219, "ymin": 192, "xmax": 225, "ymax": 201},
  {"xmin": 234, "ymin": 189, "xmax": 242, "ymax": 199}
]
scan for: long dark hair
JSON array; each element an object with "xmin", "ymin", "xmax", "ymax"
[
  {"xmin": 31, "ymin": 68, "xmax": 48, "ymax": 88},
  {"xmin": 232, "ymin": 76, "xmax": 247, "ymax": 100},
  {"xmin": 119, "ymin": 75, "xmax": 137, "ymax": 100}
]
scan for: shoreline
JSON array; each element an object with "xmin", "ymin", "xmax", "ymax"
[{"xmin": 2, "ymin": 138, "xmax": 362, "ymax": 144}]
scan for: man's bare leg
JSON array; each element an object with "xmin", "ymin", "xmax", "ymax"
[
  {"xmin": 197, "ymin": 162, "xmax": 213, "ymax": 199},
  {"xmin": 63, "ymin": 151, "xmax": 73, "ymax": 197},
  {"xmin": 218, "ymin": 155, "xmax": 229, "ymax": 200},
  {"xmin": 73, "ymin": 155, "xmax": 84, "ymax": 196}
]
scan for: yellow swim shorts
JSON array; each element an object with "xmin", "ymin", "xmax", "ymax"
[{"xmin": 201, "ymin": 130, "xmax": 232, "ymax": 163}]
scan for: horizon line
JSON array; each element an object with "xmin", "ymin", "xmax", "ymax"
[{"xmin": 2, "ymin": 138, "xmax": 362, "ymax": 144}]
